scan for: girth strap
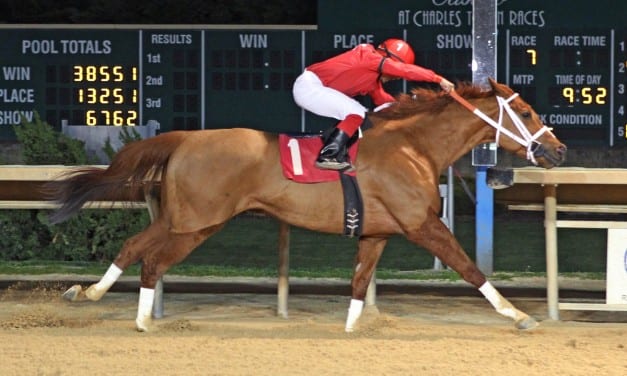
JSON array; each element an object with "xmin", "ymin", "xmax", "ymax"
[{"xmin": 339, "ymin": 172, "xmax": 363, "ymax": 237}]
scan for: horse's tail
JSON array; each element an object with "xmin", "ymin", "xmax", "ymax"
[{"xmin": 46, "ymin": 132, "xmax": 188, "ymax": 224}]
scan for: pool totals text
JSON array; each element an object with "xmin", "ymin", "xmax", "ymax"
[{"xmin": 0, "ymin": 34, "xmax": 141, "ymax": 128}]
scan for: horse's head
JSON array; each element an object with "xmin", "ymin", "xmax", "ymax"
[
  {"xmin": 369, "ymin": 80, "xmax": 567, "ymax": 169},
  {"xmin": 483, "ymin": 78, "xmax": 567, "ymax": 168}
]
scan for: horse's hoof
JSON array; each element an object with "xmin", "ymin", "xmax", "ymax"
[
  {"xmin": 62, "ymin": 285, "xmax": 83, "ymax": 302},
  {"xmin": 515, "ymin": 316, "xmax": 539, "ymax": 330},
  {"xmin": 135, "ymin": 317, "xmax": 152, "ymax": 332},
  {"xmin": 84, "ymin": 285, "xmax": 104, "ymax": 301}
]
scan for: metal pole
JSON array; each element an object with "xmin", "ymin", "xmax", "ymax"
[
  {"xmin": 365, "ymin": 271, "xmax": 376, "ymax": 306},
  {"xmin": 472, "ymin": 0, "xmax": 498, "ymax": 275},
  {"xmin": 544, "ymin": 184, "xmax": 559, "ymax": 320},
  {"xmin": 277, "ymin": 222, "xmax": 290, "ymax": 318},
  {"xmin": 475, "ymin": 167, "xmax": 494, "ymax": 273},
  {"xmin": 447, "ymin": 165, "xmax": 455, "ymax": 235},
  {"xmin": 144, "ymin": 188, "xmax": 164, "ymax": 319}
]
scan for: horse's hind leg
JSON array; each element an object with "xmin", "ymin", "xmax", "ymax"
[
  {"xmin": 63, "ymin": 221, "xmax": 219, "ymax": 302},
  {"xmin": 345, "ymin": 236, "xmax": 388, "ymax": 332},
  {"xmin": 134, "ymin": 225, "xmax": 221, "ymax": 331},
  {"xmin": 408, "ymin": 210, "xmax": 537, "ymax": 330},
  {"xmin": 62, "ymin": 220, "xmax": 172, "ymax": 302}
]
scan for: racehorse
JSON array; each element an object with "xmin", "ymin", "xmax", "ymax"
[{"xmin": 47, "ymin": 78, "xmax": 566, "ymax": 332}]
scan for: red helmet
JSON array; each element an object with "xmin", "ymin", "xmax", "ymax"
[{"xmin": 376, "ymin": 38, "xmax": 415, "ymax": 64}]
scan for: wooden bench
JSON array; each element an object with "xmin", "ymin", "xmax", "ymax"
[
  {"xmin": 0, "ymin": 165, "xmax": 146, "ymax": 207},
  {"xmin": 0, "ymin": 200, "xmax": 147, "ymax": 210},
  {"xmin": 490, "ymin": 167, "xmax": 627, "ymax": 319},
  {"xmin": 508, "ymin": 204, "xmax": 627, "ymax": 214},
  {"xmin": 508, "ymin": 203, "xmax": 627, "ymax": 228}
]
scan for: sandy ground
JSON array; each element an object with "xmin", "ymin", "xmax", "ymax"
[{"xmin": 1, "ymin": 281, "xmax": 626, "ymax": 376}]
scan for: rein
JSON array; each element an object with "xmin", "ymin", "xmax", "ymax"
[{"xmin": 448, "ymin": 90, "xmax": 550, "ymax": 165}]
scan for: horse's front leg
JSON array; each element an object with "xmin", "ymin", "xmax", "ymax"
[
  {"xmin": 408, "ymin": 210, "xmax": 538, "ymax": 330},
  {"xmin": 345, "ymin": 236, "xmax": 388, "ymax": 332}
]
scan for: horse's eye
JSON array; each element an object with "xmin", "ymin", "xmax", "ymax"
[{"xmin": 521, "ymin": 111, "xmax": 531, "ymax": 118}]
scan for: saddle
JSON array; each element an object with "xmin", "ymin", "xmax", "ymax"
[{"xmin": 278, "ymin": 126, "xmax": 366, "ymax": 237}]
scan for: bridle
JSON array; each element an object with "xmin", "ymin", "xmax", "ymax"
[{"xmin": 449, "ymin": 90, "xmax": 551, "ymax": 165}]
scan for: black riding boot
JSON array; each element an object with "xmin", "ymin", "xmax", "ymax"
[{"xmin": 316, "ymin": 128, "xmax": 353, "ymax": 171}]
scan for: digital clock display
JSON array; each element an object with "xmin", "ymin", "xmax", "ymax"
[
  {"xmin": 505, "ymin": 27, "xmax": 624, "ymax": 145},
  {"xmin": 548, "ymin": 86, "xmax": 608, "ymax": 106}
]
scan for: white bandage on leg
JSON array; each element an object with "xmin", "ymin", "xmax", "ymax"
[
  {"xmin": 479, "ymin": 281, "xmax": 517, "ymax": 319},
  {"xmin": 344, "ymin": 299, "xmax": 364, "ymax": 333},
  {"xmin": 135, "ymin": 287, "xmax": 155, "ymax": 332},
  {"xmin": 94, "ymin": 263, "xmax": 123, "ymax": 291},
  {"xmin": 86, "ymin": 263, "xmax": 123, "ymax": 301}
]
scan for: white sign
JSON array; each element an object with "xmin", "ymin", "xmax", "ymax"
[{"xmin": 606, "ymin": 229, "xmax": 627, "ymax": 304}]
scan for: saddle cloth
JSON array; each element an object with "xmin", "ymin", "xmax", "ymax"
[{"xmin": 278, "ymin": 133, "xmax": 358, "ymax": 183}]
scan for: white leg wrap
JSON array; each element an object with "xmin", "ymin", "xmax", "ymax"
[
  {"xmin": 479, "ymin": 281, "xmax": 519, "ymax": 320},
  {"xmin": 86, "ymin": 264, "xmax": 123, "ymax": 301},
  {"xmin": 344, "ymin": 299, "xmax": 364, "ymax": 333},
  {"xmin": 94, "ymin": 264, "xmax": 123, "ymax": 291},
  {"xmin": 135, "ymin": 287, "xmax": 155, "ymax": 332}
]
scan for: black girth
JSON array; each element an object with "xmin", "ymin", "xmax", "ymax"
[
  {"xmin": 339, "ymin": 172, "xmax": 363, "ymax": 237},
  {"xmin": 338, "ymin": 116, "xmax": 372, "ymax": 237},
  {"xmin": 320, "ymin": 117, "xmax": 372, "ymax": 237}
]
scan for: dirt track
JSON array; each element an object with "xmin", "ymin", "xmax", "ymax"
[{"xmin": 1, "ymin": 281, "xmax": 627, "ymax": 375}]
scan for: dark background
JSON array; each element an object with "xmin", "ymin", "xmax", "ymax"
[{"xmin": 0, "ymin": 0, "xmax": 316, "ymax": 24}]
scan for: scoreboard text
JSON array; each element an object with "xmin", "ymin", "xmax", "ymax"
[{"xmin": 0, "ymin": 0, "xmax": 625, "ymax": 146}]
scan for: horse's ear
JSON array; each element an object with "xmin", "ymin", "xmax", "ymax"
[
  {"xmin": 484, "ymin": 77, "xmax": 501, "ymax": 92},
  {"xmin": 487, "ymin": 77, "xmax": 512, "ymax": 96},
  {"xmin": 487, "ymin": 77, "xmax": 499, "ymax": 90}
]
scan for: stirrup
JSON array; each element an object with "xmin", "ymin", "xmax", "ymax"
[{"xmin": 315, "ymin": 158, "xmax": 354, "ymax": 171}]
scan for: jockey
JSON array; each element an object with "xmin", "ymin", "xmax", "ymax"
[{"xmin": 293, "ymin": 38, "xmax": 455, "ymax": 171}]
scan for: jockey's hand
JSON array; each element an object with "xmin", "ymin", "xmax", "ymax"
[{"xmin": 439, "ymin": 78, "xmax": 455, "ymax": 93}]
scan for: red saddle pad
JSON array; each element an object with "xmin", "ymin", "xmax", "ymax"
[{"xmin": 278, "ymin": 134, "xmax": 358, "ymax": 183}]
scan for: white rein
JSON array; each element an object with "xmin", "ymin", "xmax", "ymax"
[{"xmin": 449, "ymin": 90, "xmax": 551, "ymax": 165}]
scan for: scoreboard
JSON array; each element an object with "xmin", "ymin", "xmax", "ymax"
[
  {"xmin": 0, "ymin": 0, "xmax": 625, "ymax": 147},
  {"xmin": 0, "ymin": 27, "xmax": 306, "ymax": 139},
  {"xmin": 320, "ymin": 0, "xmax": 626, "ymax": 147}
]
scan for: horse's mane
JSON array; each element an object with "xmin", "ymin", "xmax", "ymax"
[{"xmin": 371, "ymin": 82, "xmax": 494, "ymax": 120}]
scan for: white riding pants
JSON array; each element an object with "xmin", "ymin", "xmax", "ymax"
[{"xmin": 292, "ymin": 70, "xmax": 367, "ymax": 121}]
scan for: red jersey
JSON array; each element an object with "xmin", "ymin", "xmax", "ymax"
[{"xmin": 307, "ymin": 44, "xmax": 442, "ymax": 106}]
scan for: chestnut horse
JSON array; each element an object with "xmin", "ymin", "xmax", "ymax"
[{"xmin": 48, "ymin": 78, "xmax": 566, "ymax": 332}]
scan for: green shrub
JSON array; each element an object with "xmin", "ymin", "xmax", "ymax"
[
  {"xmin": 1, "ymin": 115, "xmax": 149, "ymax": 262},
  {"xmin": 0, "ymin": 211, "xmax": 45, "ymax": 260},
  {"xmin": 13, "ymin": 112, "xmax": 91, "ymax": 165},
  {"xmin": 37, "ymin": 210, "xmax": 149, "ymax": 262}
]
